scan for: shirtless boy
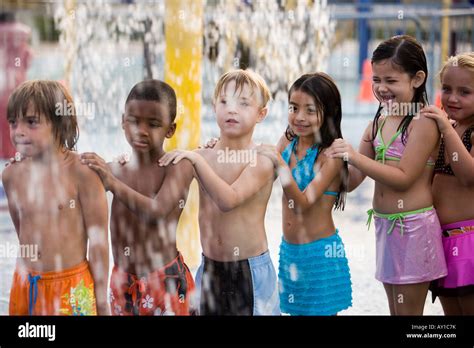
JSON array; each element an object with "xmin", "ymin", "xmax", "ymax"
[
  {"xmin": 159, "ymin": 70, "xmax": 280, "ymax": 315},
  {"xmin": 81, "ymin": 80, "xmax": 195, "ymax": 315}
]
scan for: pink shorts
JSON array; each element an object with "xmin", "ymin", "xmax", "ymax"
[
  {"xmin": 374, "ymin": 208, "xmax": 448, "ymax": 284},
  {"xmin": 438, "ymin": 219, "xmax": 474, "ymax": 289}
]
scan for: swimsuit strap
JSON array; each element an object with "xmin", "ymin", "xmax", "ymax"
[
  {"xmin": 323, "ymin": 191, "xmax": 340, "ymax": 197},
  {"xmin": 375, "ymin": 117, "xmax": 404, "ymax": 164},
  {"xmin": 293, "ymin": 137, "xmax": 319, "ymax": 164},
  {"xmin": 376, "ymin": 116, "xmax": 435, "ymax": 166},
  {"xmin": 291, "ymin": 138, "xmax": 319, "ymax": 191},
  {"xmin": 435, "ymin": 124, "xmax": 474, "ymax": 175},
  {"xmin": 463, "ymin": 125, "xmax": 474, "ymax": 151},
  {"xmin": 281, "ymin": 137, "xmax": 297, "ymax": 165},
  {"xmin": 366, "ymin": 206, "xmax": 434, "ymax": 236},
  {"xmin": 282, "ymin": 137, "xmax": 340, "ymax": 196}
]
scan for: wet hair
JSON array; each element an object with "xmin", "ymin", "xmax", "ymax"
[
  {"xmin": 125, "ymin": 79, "xmax": 177, "ymax": 122},
  {"xmin": 285, "ymin": 72, "xmax": 347, "ymax": 210},
  {"xmin": 213, "ymin": 69, "xmax": 271, "ymax": 109},
  {"xmin": 439, "ymin": 52, "xmax": 474, "ymax": 80},
  {"xmin": 7, "ymin": 80, "xmax": 79, "ymax": 151},
  {"xmin": 370, "ymin": 35, "xmax": 429, "ymax": 145}
]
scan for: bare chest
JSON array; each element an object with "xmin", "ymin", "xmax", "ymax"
[
  {"xmin": 13, "ymin": 169, "xmax": 78, "ymax": 217},
  {"xmin": 118, "ymin": 166, "xmax": 166, "ymax": 197}
]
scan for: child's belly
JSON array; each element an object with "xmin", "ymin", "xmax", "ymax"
[
  {"xmin": 199, "ymin": 211, "xmax": 268, "ymax": 262},
  {"xmin": 282, "ymin": 204, "xmax": 336, "ymax": 244},
  {"xmin": 433, "ymin": 174, "xmax": 474, "ymax": 225},
  {"xmin": 198, "ymin": 188, "xmax": 271, "ymax": 262},
  {"xmin": 17, "ymin": 216, "xmax": 87, "ymax": 272},
  {"xmin": 372, "ymin": 162, "xmax": 434, "ymax": 213},
  {"xmin": 110, "ymin": 208, "xmax": 179, "ymax": 274}
]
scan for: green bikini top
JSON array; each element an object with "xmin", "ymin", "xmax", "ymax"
[{"xmin": 373, "ymin": 117, "xmax": 435, "ymax": 166}]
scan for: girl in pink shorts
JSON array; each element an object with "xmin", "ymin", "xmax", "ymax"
[
  {"xmin": 326, "ymin": 35, "xmax": 448, "ymax": 315},
  {"xmin": 422, "ymin": 52, "xmax": 474, "ymax": 315}
]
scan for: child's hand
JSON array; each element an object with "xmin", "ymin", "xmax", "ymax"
[
  {"xmin": 420, "ymin": 105, "xmax": 452, "ymax": 134},
  {"xmin": 256, "ymin": 144, "xmax": 284, "ymax": 169},
  {"xmin": 80, "ymin": 152, "xmax": 115, "ymax": 191},
  {"xmin": 4, "ymin": 152, "xmax": 23, "ymax": 167},
  {"xmin": 158, "ymin": 150, "xmax": 198, "ymax": 166},
  {"xmin": 199, "ymin": 137, "xmax": 219, "ymax": 149},
  {"xmin": 324, "ymin": 139, "xmax": 355, "ymax": 163},
  {"xmin": 113, "ymin": 153, "xmax": 130, "ymax": 165}
]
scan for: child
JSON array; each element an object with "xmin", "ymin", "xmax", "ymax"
[
  {"xmin": 159, "ymin": 69, "xmax": 280, "ymax": 315},
  {"xmin": 325, "ymin": 35, "xmax": 448, "ymax": 315},
  {"xmin": 258, "ymin": 73, "xmax": 352, "ymax": 315},
  {"xmin": 2, "ymin": 80, "xmax": 110, "ymax": 315},
  {"xmin": 421, "ymin": 52, "xmax": 474, "ymax": 315},
  {"xmin": 80, "ymin": 80, "xmax": 196, "ymax": 315}
]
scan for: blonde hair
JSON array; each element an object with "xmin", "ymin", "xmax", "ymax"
[
  {"xmin": 439, "ymin": 52, "xmax": 474, "ymax": 81},
  {"xmin": 213, "ymin": 69, "xmax": 271, "ymax": 108}
]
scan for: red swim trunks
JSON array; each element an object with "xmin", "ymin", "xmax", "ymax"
[
  {"xmin": 110, "ymin": 252, "xmax": 196, "ymax": 315},
  {"xmin": 9, "ymin": 260, "xmax": 97, "ymax": 315}
]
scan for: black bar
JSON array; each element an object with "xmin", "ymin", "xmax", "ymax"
[{"xmin": 0, "ymin": 315, "xmax": 473, "ymax": 346}]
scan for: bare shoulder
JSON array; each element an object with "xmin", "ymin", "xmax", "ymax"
[
  {"xmin": 318, "ymin": 147, "xmax": 343, "ymax": 169},
  {"xmin": 410, "ymin": 115, "xmax": 439, "ymax": 134},
  {"xmin": 1, "ymin": 159, "xmax": 24, "ymax": 187},
  {"xmin": 362, "ymin": 120, "xmax": 374, "ymax": 140},
  {"xmin": 108, "ymin": 160, "xmax": 126, "ymax": 179},
  {"xmin": 194, "ymin": 147, "xmax": 215, "ymax": 163},
  {"xmin": 276, "ymin": 134, "xmax": 290, "ymax": 153},
  {"xmin": 194, "ymin": 147, "xmax": 211, "ymax": 156},
  {"xmin": 255, "ymin": 153, "xmax": 274, "ymax": 172},
  {"xmin": 166, "ymin": 156, "xmax": 194, "ymax": 176},
  {"xmin": 1, "ymin": 161, "xmax": 16, "ymax": 182},
  {"xmin": 68, "ymin": 152, "xmax": 103, "ymax": 186}
]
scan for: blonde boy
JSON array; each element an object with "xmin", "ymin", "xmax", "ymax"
[{"xmin": 160, "ymin": 70, "xmax": 280, "ymax": 315}]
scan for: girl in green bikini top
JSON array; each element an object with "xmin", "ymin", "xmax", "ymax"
[{"xmin": 373, "ymin": 116, "xmax": 436, "ymax": 166}]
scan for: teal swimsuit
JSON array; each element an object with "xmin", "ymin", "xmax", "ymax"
[
  {"xmin": 279, "ymin": 137, "xmax": 352, "ymax": 315},
  {"xmin": 281, "ymin": 137, "xmax": 339, "ymax": 196}
]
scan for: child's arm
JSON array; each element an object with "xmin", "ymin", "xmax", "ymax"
[
  {"xmin": 111, "ymin": 162, "xmax": 193, "ymax": 220},
  {"xmin": 327, "ymin": 117, "xmax": 439, "ymax": 191},
  {"xmin": 76, "ymin": 164, "xmax": 110, "ymax": 315},
  {"xmin": 261, "ymin": 137, "xmax": 342, "ymax": 212},
  {"xmin": 159, "ymin": 150, "xmax": 274, "ymax": 212},
  {"xmin": 278, "ymin": 154, "xmax": 343, "ymax": 212},
  {"xmin": 1, "ymin": 165, "xmax": 20, "ymax": 233},
  {"xmin": 346, "ymin": 121, "xmax": 376, "ymax": 192},
  {"xmin": 80, "ymin": 152, "xmax": 194, "ymax": 221},
  {"xmin": 422, "ymin": 105, "xmax": 474, "ymax": 186}
]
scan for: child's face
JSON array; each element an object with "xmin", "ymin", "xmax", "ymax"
[
  {"xmin": 372, "ymin": 59, "xmax": 425, "ymax": 107},
  {"xmin": 122, "ymin": 99, "xmax": 176, "ymax": 153},
  {"xmin": 214, "ymin": 80, "xmax": 267, "ymax": 138},
  {"xmin": 288, "ymin": 90, "xmax": 322, "ymax": 138},
  {"xmin": 122, "ymin": 100, "xmax": 175, "ymax": 154},
  {"xmin": 441, "ymin": 66, "xmax": 474, "ymax": 123},
  {"xmin": 9, "ymin": 102, "xmax": 57, "ymax": 158}
]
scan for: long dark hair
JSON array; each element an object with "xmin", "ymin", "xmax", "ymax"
[
  {"xmin": 370, "ymin": 35, "xmax": 429, "ymax": 144},
  {"xmin": 285, "ymin": 72, "xmax": 347, "ymax": 210}
]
